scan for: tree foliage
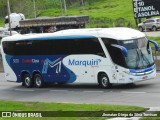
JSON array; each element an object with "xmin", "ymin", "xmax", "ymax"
[{"xmin": 0, "ymin": 0, "xmax": 100, "ymax": 18}]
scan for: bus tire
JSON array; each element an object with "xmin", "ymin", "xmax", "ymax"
[
  {"xmin": 57, "ymin": 82, "xmax": 66, "ymax": 85},
  {"xmin": 23, "ymin": 74, "xmax": 33, "ymax": 88},
  {"xmin": 34, "ymin": 74, "xmax": 44, "ymax": 88},
  {"xmin": 98, "ymin": 73, "xmax": 112, "ymax": 89}
]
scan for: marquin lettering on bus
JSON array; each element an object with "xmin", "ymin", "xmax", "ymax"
[{"xmin": 68, "ymin": 59, "xmax": 101, "ymax": 67}]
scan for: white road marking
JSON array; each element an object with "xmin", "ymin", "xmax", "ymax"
[
  {"xmin": 121, "ymin": 91, "xmax": 146, "ymax": 94},
  {"xmin": 50, "ymin": 90, "xmax": 69, "ymax": 92},
  {"xmin": 83, "ymin": 90, "xmax": 104, "ymax": 93},
  {"xmin": 15, "ymin": 89, "xmax": 35, "ymax": 92}
]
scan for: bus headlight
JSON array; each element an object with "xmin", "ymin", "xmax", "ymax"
[
  {"xmin": 129, "ymin": 72, "xmax": 137, "ymax": 76},
  {"xmin": 129, "ymin": 78, "xmax": 134, "ymax": 81},
  {"xmin": 123, "ymin": 71, "xmax": 130, "ymax": 74},
  {"xmin": 123, "ymin": 71, "xmax": 136, "ymax": 76}
]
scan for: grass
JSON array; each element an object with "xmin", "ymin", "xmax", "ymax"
[
  {"xmin": 147, "ymin": 36, "xmax": 160, "ymax": 45},
  {"xmin": 0, "ymin": 100, "xmax": 146, "ymax": 120},
  {"xmin": 0, "ymin": 18, "xmax": 4, "ymax": 27},
  {"xmin": 0, "ymin": 0, "xmax": 136, "ymax": 27},
  {"xmin": 39, "ymin": 0, "xmax": 134, "ymax": 19},
  {"xmin": 39, "ymin": 0, "xmax": 136, "ymax": 28}
]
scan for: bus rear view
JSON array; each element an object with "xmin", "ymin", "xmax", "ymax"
[{"xmin": 1, "ymin": 28, "xmax": 159, "ymax": 88}]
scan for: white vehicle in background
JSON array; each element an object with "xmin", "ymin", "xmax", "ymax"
[
  {"xmin": 1, "ymin": 27, "xmax": 159, "ymax": 88},
  {"xmin": 1, "ymin": 31, "xmax": 19, "ymax": 38},
  {"xmin": 0, "ymin": 27, "xmax": 8, "ymax": 39},
  {"xmin": 5, "ymin": 13, "xmax": 25, "ymax": 29},
  {"xmin": 138, "ymin": 18, "xmax": 160, "ymax": 32}
]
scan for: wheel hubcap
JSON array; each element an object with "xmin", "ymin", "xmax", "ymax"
[
  {"xmin": 25, "ymin": 77, "xmax": 30, "ymax": 86},
  {"xmin": 36, "ymin": 77, "xmax": 41, "ymax": 86},
  {"xmin": 102, "ymin": 77, "xmax": 108, "ymax": 87}
]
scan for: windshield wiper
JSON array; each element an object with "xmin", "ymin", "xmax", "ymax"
[
  {"xmin": 139, "ymin": 49, "xmax": 151, "ymax": 67},
  {"xmin": 135, "ymin": 49, "xmax": 141, "ymax": 69}
]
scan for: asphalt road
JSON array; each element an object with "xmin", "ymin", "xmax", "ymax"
[
  {"xmin": 0, "ymin": 73, "xmax": 160, "ymax": 107},
  {"xmin": 144, "ymin": 31, "xmax": 160, "ymax": 37}
]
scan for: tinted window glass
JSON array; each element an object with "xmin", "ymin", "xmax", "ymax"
[
  {"xmin": 107, "ymin": 46, "xmax": 126, "ymax": 67},
  {"xmin": 2, "ymin": 38, "xmax": 105, "ymax": 57},
  {"xmin": 102, "ymin": 38, "xmax": 126, "ymax": 67},
  {"xmin": 101, "ymin": 38, "xmax": 118, "ymax": 45},
  {"xmin": 119, "ymin": 37, "xmax": 147, "ymax": 49}
]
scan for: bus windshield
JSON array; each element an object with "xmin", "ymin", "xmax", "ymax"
[{"xmin": 119, "ymin": 37, "xmax": 154, "ymax": 69}]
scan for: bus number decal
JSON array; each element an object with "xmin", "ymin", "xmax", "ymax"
[{"xmin": 13, "ymin": 59, "xmax": 19, "ymax": 63}]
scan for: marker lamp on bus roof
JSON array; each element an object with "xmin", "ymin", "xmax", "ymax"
[{"xmin": 123, "ymin": 40, "xmax": 134, "ymax": 44}]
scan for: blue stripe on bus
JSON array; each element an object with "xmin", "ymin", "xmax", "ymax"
[
  {"xmin": 5, "ymin": 55, "xmax": 77, "ymax": 83},
  {"xmin": 6, "ymin": 55, "xmax": 12, "ymax": 66},
  {"xmin": 25, "ymin": 35, "xmax": 96, "ymax": 41},
  {"xmin": 129, "ymin": 65, "xmax": 155, "ymax": 73}
]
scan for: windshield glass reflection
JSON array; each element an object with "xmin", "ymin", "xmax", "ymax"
[{"xmin": 119, "ymin": 37, "xmax": 154, "ymax": 69}]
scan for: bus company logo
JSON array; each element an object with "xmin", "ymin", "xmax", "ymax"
[
  {"xmin": 42, "ymin": 58, "xmax": 62, "ymax": 74},
  {"xmin": 68, "ymin": 59, "xmax": 101, "ymax": 67},
  {"xmin": 22, "ymin": 59, "xmax": 39, "ymax": 63}
]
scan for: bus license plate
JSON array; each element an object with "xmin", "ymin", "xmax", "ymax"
[{"xmin": 142, "ymin": 76, "xmax": 148, "ymax": 79}]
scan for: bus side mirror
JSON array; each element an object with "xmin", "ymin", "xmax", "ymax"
[
  {"xmin": 148, "ymin": 40, "xmax": 159, "ymax": 51},
  {"xmin": 111, "ymin": 44, "xmax": 128, "ymax": 57}
]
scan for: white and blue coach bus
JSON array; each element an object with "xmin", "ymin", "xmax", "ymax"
[{"xmin": 1, "ymin": 28, "xmax": 159, "ymax": 88}]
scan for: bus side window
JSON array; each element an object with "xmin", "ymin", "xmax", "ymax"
[
  {"xmin": 2, "ymin": 38, "xmax": 106, "ymax": 57},
  {"xmin": 2, "ymin": 41, "xmax": 15, "ymax": 55},
  {"xmin": 63, "ymin": 38, "xmax": 105, "ymax": 57},
  {"xmin": 107, "ymin": 45, "xmax": 127, "ymax": 68}
]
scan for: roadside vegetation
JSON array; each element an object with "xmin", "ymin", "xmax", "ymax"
[
  {"xmin": 147, "ymin": 36, "xmax": 160, "ymax": 45},
  {"xmin": 0, "ymin": 100, "xmax": 146, "ymax": 120},
  {"xmin": 0, "ymin": 18, "xmax": 4, "ymax": 27},
  {"xmin": 0, "ymin": 0, "xmax": 135, "ymax": 28}
]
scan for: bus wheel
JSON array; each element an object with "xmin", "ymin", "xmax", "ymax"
[
  {"xmin": 34, "ymin": 74, "xmax": 44, "ymax": 88},
  {"xmin": 23, "ymin": 74, "xmax": 33, "ymax": 88},
  {"xmin": 57, "ymin": 82, "xmax": 66, "ymax": 85},
  {"xmin": 98, "ymin": 73, "xmax": 112, "ymax": 89}
]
